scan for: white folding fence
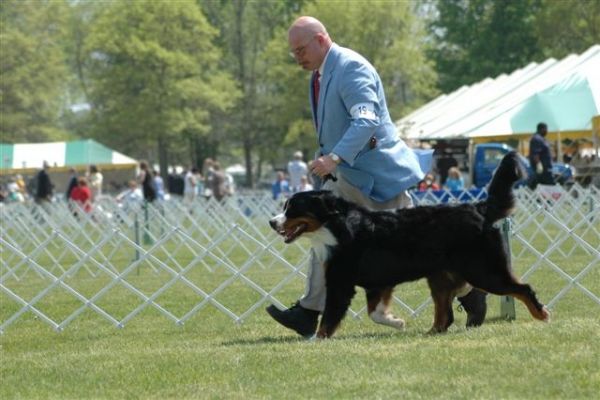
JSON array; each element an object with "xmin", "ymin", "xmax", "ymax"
[{"xmin": 1, "ymin": 184, "xmax": 598, "ymax": 333}]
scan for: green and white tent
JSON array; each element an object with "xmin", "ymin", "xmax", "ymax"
[
  {"xmin": 397, "ymin": 45, "xmax": 600, "ymax": 143},
  {"xmin": 0, "ymin": 139, "xmax": 137, "ymax": 173}
]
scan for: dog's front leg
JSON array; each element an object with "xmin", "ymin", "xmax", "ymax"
[{"xmin": 317, "ymin": 283, "xmax": 356, "ymax": 338}]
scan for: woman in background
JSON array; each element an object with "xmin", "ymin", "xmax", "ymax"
[{"xmin": 444, "ymin": 166, "xmax": 464, "ymax": 191}]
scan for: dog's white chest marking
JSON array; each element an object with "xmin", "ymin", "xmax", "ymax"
[{"xmin": 308, "ymin": 227, "xmax": 337, "ymax": 264}]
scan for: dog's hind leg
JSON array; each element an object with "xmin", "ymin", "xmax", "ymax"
[
  {"xmin": 468, "ymin": 273, "xmax": 550, "ymax": 322},
  {"xmin": 366, "ymin": 287, "xmax": 405, "ymax": 331},
  {"xmin": 491, "ymin": 281, "xmax": 550, "ymax": 322}
]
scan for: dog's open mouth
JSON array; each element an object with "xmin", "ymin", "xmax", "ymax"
[{"xmin": 279, "ymin": 223, "xmax": 308, "ymax": 243}]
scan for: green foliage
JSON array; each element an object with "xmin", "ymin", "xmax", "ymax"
[
  {"xmin": 535, "ymin": 0, "xmax": 600, "ymax": 59},
  {"xmin": 83, "ymin": 0, "xmax": 240, "ymax": 166},
  {"xmin": 304, "ymin": 1, "xmax": 439, "ymax": 117},
  {"xmin": 0, "ymin": 0, "xmax": 72, "ymax": 143},
  {"xmin": 428, "ymin": 0, "xmax": 600, "ymax": 94},
  {"xmin": 429, "ymin": 0, "xmax": 543, "ymax": 93}
]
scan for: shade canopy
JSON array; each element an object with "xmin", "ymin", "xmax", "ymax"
[
  {"xmin": 397, "ymin": 45, "xmax": 600, "ymax": 141},
  {"xmin": 0, "ymin": 139, "xmax": 137, "ymax": 172}
]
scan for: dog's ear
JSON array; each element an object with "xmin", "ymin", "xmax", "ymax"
[{"xmin": 320, "ymin": 191, "xmax": 341, "ymax": 217}]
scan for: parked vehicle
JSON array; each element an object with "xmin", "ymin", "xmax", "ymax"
[{"xmin": 472, "ymin": 143, "xmax": 574, "ymax": 188}]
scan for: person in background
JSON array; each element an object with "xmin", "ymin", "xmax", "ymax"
[
  {"xmin": 65, "ymin": 168, "xmax": 78, "ymax": 200},
  {"xmin": 271, "ymin": 171, "xmax": 290, "ymax": 201},
  {"xmin": 116, "ymin": 180, "xmax": 144, "ymax": 211},
  {"xmin": 70, "ymin": 176, "xmax": 92, "ymax": 214},
  {"xmin": 444, "ymin": 166, "xmax": 464, "ymax": 191},
  {"xmin": 210, "ymin": 161, "xmax": 228, "ymax": 202},
  {"xmin": 138, "ymin": 161, "xmax": 156, "ymax": 203},
  {"xmin": 436, "ymin": 148, "xmax": 458, "ymax": 186},
  {"xmin": 528, "ymin": 122, "xmax": 555, "ymax": 189},
  {"xmin": 35, "ymin": 161, "xmax": 53, "ymax": 204},
  {"xmin": 287, "ymin": 151, "xmax": 309, "ymax": 192},
  {"xmin": 418, "ymin": 173, "xmax": 440, "ymax": 191},
  {"xmin": 7, "ymin": 178, "xmax": 24, "ymax": 203},
  {"xmin": 88, "ymin": 165, "xmax": 103, "ymax": 200},
  {"xmin": 152, "ymin": 170, "xmax": 165, "ymax": 201},
  {"xmin": 184, "ymin": 166, "xmax": 198, "ymax": 203},
  {"xmin": 298, "ymin": 175, "xmax": 313, "ymax": 192},
  {"xmin": 202, "ymin": 158, "xmax": 215, "ymax": 198},
  {"xmin": 15, "ymin": 174, "xmax": 27, "ymax": 199}
]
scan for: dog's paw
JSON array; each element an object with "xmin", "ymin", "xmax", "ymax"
[
  {"xmin": 389, "ymin": 317, "xmax": 406, "ymax": 331},
  {"xmin": 540, "ymin": 306, "xmax": 551, "ymax": 322}
]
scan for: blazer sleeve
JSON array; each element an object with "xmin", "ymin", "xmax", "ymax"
[{"xmin": 332, "ymin": 60, "xmax": 381, "ymax": 166}]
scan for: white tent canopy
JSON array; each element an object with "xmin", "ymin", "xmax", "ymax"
[{"xmin": 397, "ymin": 45, "xmax": 600, "ymax": 140}]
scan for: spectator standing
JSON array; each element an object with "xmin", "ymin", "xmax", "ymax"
[
  {"xmin": 287, "ymin": 151, "xmax": 309, "ymax": 192},
  {"xmin": 210, "ymin": 162, "xmax": 228, "ymax": 202},
  {"xmin": 167, "ymin": 168, "xmax": 185, "ymax": 197},
  {"xmin": 65, "ymin": 168, "xmax": 78, "ymax": 200},
  {"xmin": 88, "ymin": 165, "xmax": 103, "ymax": 200},
  {"xmin": 35, "ymin": 161, "xmax": 53, "ymax": 204},
  {"xmin": 436, "ymin": 148, "xmax": 458, "ymax": 186},
  {"xmin": 152, "ymin": 170, "xmax": 165, "ymax": 201},
  {"xmin": 70, "ymin": 177, "xmax": 92, "ymax": 214},
  {"xmin": 15, "ymin": 174, "xmax": 27, "ymax": 199},
  {"xmin": 271, "ymin": 171, "xmax": 290, "ymax": 201},
  {"xmin": 202, "ymin": 158, "xmax": 215, "ymax": 198},
  {"xmin": 528, "ymin": 122, "xmax": 555, "ymax": 189},
  {"xmin": 298, "ymin": 175, "xmax": 313, "ymax": 192},
  {"xmin": 184, "ymin": 167, "xmax": 198, "ymax": 203},
  {"xmin": 138, "ymin": 161, "xmax": 156, "ymax": 202},
  {"xmin": 444, "ymin": 167, "xmax": 464, "ymax": 191}
]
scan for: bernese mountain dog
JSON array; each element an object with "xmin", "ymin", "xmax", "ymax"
[{"xmin": 269, "ymin": 151, "xmax": 550, "ymax": 338}]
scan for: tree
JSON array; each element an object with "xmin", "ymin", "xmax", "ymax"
[
  {"xmin": 0, "ymin": 0, "xmax": 72, "ymax": 143},
  {"xmin": 199, "ymin": 0, "xmax": 303, "ymax": 187},
  {"xmin": 83, "ymin": 0, "xmax": 239, "ymax": 175},
  {"xmin": 428, "ymin": 0, "xmax": 543, "ymax": 93},
  {"xmin": 535, "ymin": 0, "xmax": 600, "ymax": 59}
]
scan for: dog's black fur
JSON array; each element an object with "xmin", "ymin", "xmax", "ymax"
[{"xmin": 269, "ymin": 152, "xmax": 550, "ymax": 338}]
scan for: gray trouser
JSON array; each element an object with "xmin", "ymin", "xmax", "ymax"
[{"xmin": 299, "ymin": 174, "xmax": 414, "ymax": 312}]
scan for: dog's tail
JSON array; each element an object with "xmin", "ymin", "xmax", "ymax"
[{"xmin": 478, "ymin": 151, "xmax": 524, "ymax": 226}]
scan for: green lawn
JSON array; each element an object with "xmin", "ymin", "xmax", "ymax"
[{"xmin": 2, "ymin": 274, "xmax": 599, "ymax": 399}]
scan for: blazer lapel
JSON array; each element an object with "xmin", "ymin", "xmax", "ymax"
[{"xmin": 317, "ymin": 45, "xmax": 338, "ymax": 142}]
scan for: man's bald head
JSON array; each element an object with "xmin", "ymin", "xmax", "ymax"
[
  {"xmin": 288, "ymin": 16, "xmax": 332, "ymax": 71},
  {"xmin": 288, "ymin": 16, "xmax": 328, "ymax": 40}
]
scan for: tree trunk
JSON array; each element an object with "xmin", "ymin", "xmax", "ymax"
[{"xmin": 157, "ymin": 135, "xmax": 169, "ymax": 182}]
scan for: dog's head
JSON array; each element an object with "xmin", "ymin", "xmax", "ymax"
[{"xmin": 269, "ymin": 190, "xmax": 340, "ymax": 243}]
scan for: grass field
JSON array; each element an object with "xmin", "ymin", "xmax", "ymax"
[{"xmin": 2, "ymin": 208, "xmax": 599, "ymax": 399}]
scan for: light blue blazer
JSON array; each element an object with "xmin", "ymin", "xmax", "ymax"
[{"xmin": 312, "ymin": 43, "xmax": 432, "ymax": 202}]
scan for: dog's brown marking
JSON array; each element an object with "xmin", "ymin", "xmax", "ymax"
[{"xmin": 512, "ymin": 293, "xmax": 551, "ymax": 321}]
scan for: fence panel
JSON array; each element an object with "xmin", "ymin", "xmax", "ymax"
[{"xmin": 1, "ymin": 184, "xmax": 598, "ymax": 333}]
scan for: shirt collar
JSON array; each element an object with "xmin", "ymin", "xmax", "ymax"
[{"xmin": 317, "ymin": 44, "xmax": 333, "ymax": 77}]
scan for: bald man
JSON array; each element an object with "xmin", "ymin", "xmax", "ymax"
[{"xmin": 266, "ymin": 17, "xmax": 487, "ymax": 337}]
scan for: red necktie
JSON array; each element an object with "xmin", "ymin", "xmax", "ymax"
[{"xmin": 313, "ymin": 71, "xmax": 320, "ymax": 107}]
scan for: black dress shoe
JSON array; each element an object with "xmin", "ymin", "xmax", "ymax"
[
  {"xmin": 457, "ymin": 289, "xmax": 488, "ymax": 327},
  {"xmin": 266, "ymin": 302, "xmax": 319, "ymax": 337}
]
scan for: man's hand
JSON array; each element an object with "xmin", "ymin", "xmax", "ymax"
[{"xmin": 310, "ymin": 155, "xmax": 338, "ymax": 178}]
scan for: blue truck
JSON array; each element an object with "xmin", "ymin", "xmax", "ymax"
[{"xmin": 472, "ymin": 142, "xmax": 573, "ymax": 188}]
